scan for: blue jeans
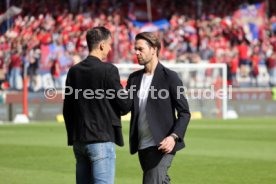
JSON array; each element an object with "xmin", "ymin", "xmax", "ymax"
[
  {"xmin": 9, "ymin": 68, "xmax": 22, "ymax": 90},
  {"xmin": 52, "ymin": 76, "xmax": 62, "ymax": 89},
  {"xmin": 73, "ymin": 142, "xmax": 116, "ymax": 184}
]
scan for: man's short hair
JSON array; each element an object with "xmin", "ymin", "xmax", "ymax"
[
  {"xmin": 135, "ymin": 32, "xmax": 161, "ymax": 56},
  {"xmin": 86, "ymin": 27, "xmax": 111, "ymax": 52}
]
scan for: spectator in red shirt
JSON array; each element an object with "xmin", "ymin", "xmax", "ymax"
[
  {"xmin": 237, "ymin": 39, "xmax": 250, "ymax": 77},
  {"xmin": 266, "ymin": 52, "xmax": 276, "ymax": 87},
  {"xmin": 0, "ymin": 50, "xmax": 6, "ymax": 87},
  {"xmin": 8, "ymin": 50, "xmax": 22, "ymax": 90},
  {"xmin": 250, "ymin": 46, "xmax": 260, "ymax": 86},
  {"xmin": 50, "ymin": 58, "xmax": 62, "ymax": 89},
  {"xmin": 230, "ymin": 51, "xmax": 239, "ymax": 87}
]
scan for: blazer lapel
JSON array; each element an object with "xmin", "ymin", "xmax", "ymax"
[
  {"xmin": 132, "ymin": 63, "xmax": 163, "ymax": 118},
  {"xmin": 147, "ymin": 62, "xmax": 163, "ymax": 102},
  {"xmin": 133, "ymin": 70, "xmax": 143, "ymax": 114},
  {"xmin": 145, "ymin": 62, "xmax": 164, "ymax": 128}
]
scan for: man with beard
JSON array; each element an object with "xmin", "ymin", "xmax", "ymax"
[{"xmin": 126, "ymin": 32, "xmax": 191, "ymax": 184}]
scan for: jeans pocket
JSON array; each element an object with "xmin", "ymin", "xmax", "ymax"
[{"xmin": 105, "ymin": 142, "xmax": 116, "ymax": 159}]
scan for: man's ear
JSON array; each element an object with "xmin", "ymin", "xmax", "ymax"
[
  {"xmin": 99, "ymin": 42, "xmax": 104, "ymax": 50},
  {"xmin": 152, "ymin": 47, "xmax": 157, "ymax": 55}
]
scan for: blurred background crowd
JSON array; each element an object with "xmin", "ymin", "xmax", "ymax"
[{"xmin": 0, "ymin": 0, "xmax": 276, "ymax": 91}]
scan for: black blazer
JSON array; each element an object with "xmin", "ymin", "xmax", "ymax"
[
  {"xmin": 126, "ymin": 62, "xmax": 191, "ymax": 154},
  {"xmin": 63, "ymin": 55, "xmax": 130, "ymax": 146}
]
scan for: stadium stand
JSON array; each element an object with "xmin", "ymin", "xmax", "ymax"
[{"xmin": 0, "ymin": 0, "xmax": 276, "ymax": 90}]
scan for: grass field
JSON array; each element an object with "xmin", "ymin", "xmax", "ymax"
[{"xmin": 0, "ymin": 118, "xmax": 276, "ymax": 184}]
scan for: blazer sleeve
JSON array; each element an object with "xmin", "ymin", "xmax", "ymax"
[
  {"xmin": 169, "ymin": 72, "xmax": 191, "ymax": 142},
  {"xmin": 63, "ymin": 69, "xmax": 74, "ymax": 145},
  {"xmin": 106, "ymin": 65, "xmax": 132, "ymax": 115}
]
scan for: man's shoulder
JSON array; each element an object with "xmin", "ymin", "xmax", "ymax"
[
  {"xmin": 85, "ymin": 57, "xmax": 117, "ymax": 71},
  {"xmin": 67, "ymin": 59, "xmax": 86, "ymax": 74},
  {"xmin": 101, "ymin": 62, "xmax": 119, "ymax": 73},
  {"xmin": 161, "ymin": 64, "xmax": 179, "ymax": 80},
  {"xmin": 102, "ymin": 62, "xmax": 116, "ymax": 68},
  {"xmin": 67, "ymin": 63, "xmax": 78, "ymax": 74},
  {"xmin": 129, "ymin": 69, "xmax": 143, "ymax": 79}
]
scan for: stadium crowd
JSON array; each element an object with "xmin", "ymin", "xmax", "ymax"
[{"xmin": 0, "ymin": 0, "xmax": 276, "ymax": 90}]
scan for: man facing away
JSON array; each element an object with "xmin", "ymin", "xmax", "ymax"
[
  {"xmin": 63, "ymin": 27, "xmax": 130, "ymax": 184},
  {"xmin": 126, "ymin": 32, "xmax": 191, "ymax": 184}
]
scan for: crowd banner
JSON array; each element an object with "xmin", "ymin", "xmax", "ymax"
[{"xmin": 233, "ymin": 2, "xmax": 267, "ymax": 41}]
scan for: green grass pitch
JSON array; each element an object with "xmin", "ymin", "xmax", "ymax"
[{"xmin": 0, "ymin": 118, "xmax": 276, "ymax": 184}]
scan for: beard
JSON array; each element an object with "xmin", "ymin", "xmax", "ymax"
[{"xmin": 137, "ymin": 56, "xmax": 151, "ymax": 66}]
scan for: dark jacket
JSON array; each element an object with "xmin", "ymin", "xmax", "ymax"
[
  {"xmin": 126, "ymin": 62, "xmax": 191, "ymax": 154},
  {"xmin": 63, "ymin": 55, "xmax": 130, "ymax": 146}
]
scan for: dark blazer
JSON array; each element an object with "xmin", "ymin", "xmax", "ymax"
[
  {"xmin": 63, "ymin": 55, "xmax": 130, "ymax": 146},
  {"xmin": 126, "ymin": 62, "xmax": 191, "ymax": 154}
]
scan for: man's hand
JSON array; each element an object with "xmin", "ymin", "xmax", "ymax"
[{"xmin": 158, "ymin": 136, "xmax": 176, "ymax": 154}]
